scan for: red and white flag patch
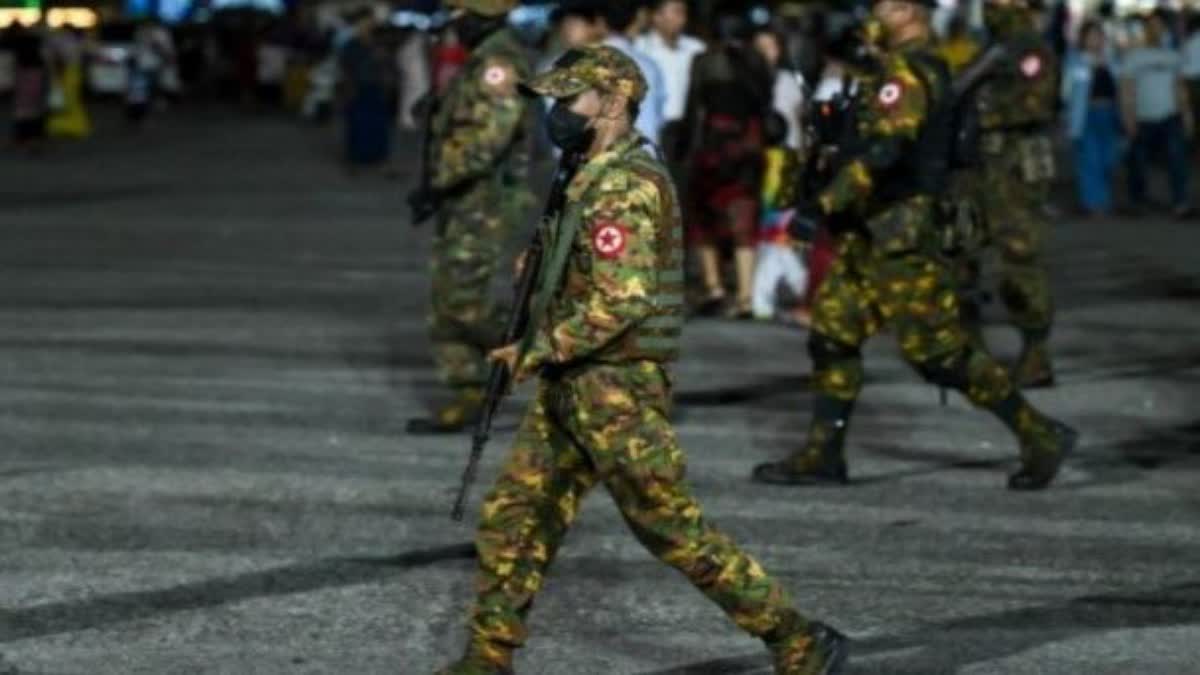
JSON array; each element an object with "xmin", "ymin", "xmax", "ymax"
[
  {"xmin": 592, "ymin": 222, "xmax": 629, "ymax": 260},
  {"xmin": 877, "ymin": 81, "xmax": 904, "ymax": 109},
  {"xmin": 484, "ymin": 65, "xmax": 508, "ymax": 86},
  {"xmin": 1020, "ymin": 53, "xmax": 1043, "ymax": 79}
]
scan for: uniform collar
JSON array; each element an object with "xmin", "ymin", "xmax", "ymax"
[
  {"xmin": 567, "ymin": 131, "xmax": 645, "ymax": 201},
  {"xmin": 894, "ymin": 34, "xmax": 933, "ymax": 54}
]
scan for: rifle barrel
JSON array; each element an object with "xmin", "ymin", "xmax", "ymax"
[{"xmin": 447, "ymin": 152, "xmax": 582, "ymax": 522}]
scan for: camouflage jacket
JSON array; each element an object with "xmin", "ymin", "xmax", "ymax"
[
  {"xmin": 430, "ymin": 28, "xmax": 530, "ymax": 193},
  {"xmin": 976, "ymin": 11, "xmax": 1057, "ymax": 131},
  {"xmin": 522, "ymin": 133, "xmax": 684, "ymax": 371},
  {"xmin": 819, "ymin": 36, "xmax": 949, "ymax": 255}
]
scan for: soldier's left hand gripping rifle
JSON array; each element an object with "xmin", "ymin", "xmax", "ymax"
[{"xmin": 450, "ymin": 150, "xmax": 584, "ymax": 522}]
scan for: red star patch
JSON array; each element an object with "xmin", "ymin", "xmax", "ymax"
[
  {"xmin": 1020, "ymin": 54, "xmax": 1043, "ymax": 79},
  {"xmin": 592, "ymin": 222, "xmax": 629, "ymax": 260},
  {"xmin": 484, "ymin": 65, "xmax": 508, "ymax": 86},
  {"xmin": 877, "ymin": 80, "xmax": 904, "ymax": 109}
]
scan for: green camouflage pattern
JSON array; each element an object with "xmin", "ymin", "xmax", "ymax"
[
  {"xmin": 462, "ymin": 362, "xmax": 808, "ymax": 665},
  {"xmin": 790, "ymin": 33, "xmax": 1063, "ymax": 475},
  {"xmin": 444, "ymin": 130, "xmax": 816, "ymax": 673},
  {"xmin": 970, "ymin": 134, "xmax": 1055, "ymax": 337},
  {"xmin": 428, "ymin": 28, "xmax": 533, "ymax": 389},
  {"xmin": 818, "ymin": 38, "xmax": 944, "ymax": 255},
  {"xmin": 443, "ymin": 0, "xmax": 518, "ymax": 17},
  {"xmin": 795, "ymin": 234, "xmax": 1061, "ymax": 467},
  {"xmin": 522, "ymin": 132, "xmax": 684, "ymax": 371},
  {"xmin": 977, "ymin": 8, "xmax": 1058, "ymax": 131},
  {"xmin": 809, "ymin": 235, "xmax": 1013, "ymax": 405},
  {"xmin": 946, "ymin": 7, "xmax": 1057, "ymax": 352},
  {"xmin": 430, "ymin": 28, "xmax": 531, "ymax": 192},
  {"xmin": 522, "ymin": 45, "xmax": 648, "ymax": 104}
]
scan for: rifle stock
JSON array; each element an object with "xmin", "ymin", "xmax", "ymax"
[{"xmin": 450, "ymin": 151, "xmax": 582, "ymax": 522}]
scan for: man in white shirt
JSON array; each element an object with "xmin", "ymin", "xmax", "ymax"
[
  {"xmin": 1121, "ymin": 11, "xmax": 1194, "ymax": 216},
  {"xmin": 635, "ymin": 0, "xmax": 705, "ymax": 125},
  {"xmin": 598, "ymin": 0, "xmax": 668, "ymax": 145}
]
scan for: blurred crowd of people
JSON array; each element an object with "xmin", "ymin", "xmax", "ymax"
[
  {"xmin": 7, "ymin": 0, "xmax": 1200, "ymax": 315},
  {"xmin": 1062, "ymin": 6, "xmax": 1200, "ymax": 219}
]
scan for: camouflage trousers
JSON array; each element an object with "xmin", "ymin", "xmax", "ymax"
[
  {"xmin": 974, "ymin": 137, "xmax": 1056, "ymax": 340},
  {"xmin": 808, "ymin": 235, "xmax": 1015, "ymax": 411},
  {"xmin": 466, "ymin": 361, "xmax": 805, "ymax": 660},
  {"xmin": 429, "ymin": 188, "xmax": 512, "ymax": 389}
]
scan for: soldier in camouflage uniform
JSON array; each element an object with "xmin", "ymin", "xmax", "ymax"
[
  {"xmin": 407, "ymin": 0, "xmax": 534, "ymax": 434},
  {"xmin": 436, "ymin": 47, "xmax": 848, "ymax": 675},
  {"xmin": 967, "ymin": 0, "xmax": 1060, "ymax": 387},
  {"xmin": 751, "ymin": 0, "xmax": 1076, "ymax": 491}
]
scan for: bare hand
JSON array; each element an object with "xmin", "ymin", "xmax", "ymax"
[
  {"xmin": 513, "ymin": 250, "xmax": 529, "ymax": 279},
  {"xmin": 488, "ymin": 343, "xmax": 522, "ymax": 379}
]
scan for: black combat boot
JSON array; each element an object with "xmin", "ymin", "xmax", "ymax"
[
  {"xmin": 767, "ymin": 618, "xmax": 849, "ymax": 675},
  {"xmin": 752, "ymin": 397, "xmax": 852, "ymax": 486},
  {"xmin": 984, "ymin": 391, "xmax": 1075, "ymax": 490},
  {"xmin": 1009, "ymin": 419, "xmax": 1078, "ymax": 491},
  {"xmin": 407, "ymin": 387, "xmax": 485, "ymax": 435}
]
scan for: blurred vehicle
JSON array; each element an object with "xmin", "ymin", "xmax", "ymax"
[{"xmin": 88, "ymin": 21, "xmax": 137, "ymax": 95}]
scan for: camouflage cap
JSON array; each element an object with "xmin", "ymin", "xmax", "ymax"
[
  {"xmin": 443, "ymin": 0, "xmax": 518, "ymax": 17},
  {"xmin": 521, "ymin": 46, "xmax": 648, "ymax": 104}
]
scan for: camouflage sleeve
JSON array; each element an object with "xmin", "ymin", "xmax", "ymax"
[
  {"xmin": 522, "ymin": 176, "xmax": 661, "ymax": 368},
  {"xmin": 818, "ymin": 61, "xmax": 927, "ymax": 215},
  {"xmin": 431, "ymin": 55, "xmax": 527, "ymax": 191}
]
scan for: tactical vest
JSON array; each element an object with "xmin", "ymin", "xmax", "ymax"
[
  {"xmin": 623, "ymin": 151, "xmax": 685, "ymax": 363},
  {"xmin": 530, "ymin": 147, "xmax": 685, "ymax": 365},
  {"xmin": 874, "ymin": 49, "xmax": 954, "ymax": 204}
]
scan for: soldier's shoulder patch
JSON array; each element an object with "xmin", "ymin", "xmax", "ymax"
[
  {"xmin": 591, "ymin": 221, "xmax": 630, "ymax": 260},
  {"xmin": 1019, "ymin": 52, "xmax": 1044, "ymax": 79},
  {"xmin": 480, "ymin": 57, "xmax": 517, "ymax": 96},
  {"xmin": 876, "ymin": 79, "xmax": 905, "ymax": 109}
]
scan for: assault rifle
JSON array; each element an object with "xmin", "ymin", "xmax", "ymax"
[
  {"xmin": 450, "ymin": 151, "xmax": 583, "ymax": 521},
  {"xmin": 407, "ymin": 86, "xmax": 442, "ymax": 226}
]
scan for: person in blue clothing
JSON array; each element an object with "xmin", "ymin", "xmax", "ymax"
[
  {"xmin": 1063, "ymin": 19, "xmax": 1123, "ymax": 217},
  {"xmin": 597, "ymin": 0, "xmax": 668, "ymax": 145},
  {"xmin": 338, "ymin": 10, "xmax": 395, "ymax": 170}
]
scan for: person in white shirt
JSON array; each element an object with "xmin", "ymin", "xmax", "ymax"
[
  {"xmin": 1120, "ymin": 11, "xmax": 1194, "ymax": 216},
  {"xmin": 751, "ymin": 27, "xmax": 803, "ymax": 149},
  {"xmin": 635, "ymin": 0, "xmax": 705, "ymax": 127},
  {"xmin": 598, "ymin": 0, "xmax": 668, "ymax": 145}
]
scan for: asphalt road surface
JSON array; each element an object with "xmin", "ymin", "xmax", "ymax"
[{"xmin": 1, "ymin": 109, "xmax": 1198, "ymax": 675}]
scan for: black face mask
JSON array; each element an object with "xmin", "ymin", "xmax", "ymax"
[{"xmin": 546, "ymin": 101, "xmax": 594, "ymax": 154}]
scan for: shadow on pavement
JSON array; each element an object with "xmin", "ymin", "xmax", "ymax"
[
  {"xmin": 636, "ymin": 581, "xmax": 1200, "ymax": 675},
  {"xmin": 674, "ymin": 374, "xmax": 812, "ymax": 409},
  {"xmin": 0, "ymin": 543, "xmax": 475, "ymax": 643}
]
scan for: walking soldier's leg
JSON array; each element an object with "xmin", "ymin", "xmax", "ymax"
[
  {"xmin": 753, "ymin": 240, "xmax": 876, "ymax": 486},
  {"xmin": 879, "ymin": 255, "xmax": 1075, "ymax": 490},
  {"xmin": 563, "ymin": 362, "xmax": 847, "ymax": 674},
  {"xmin": 981, "ymin": 157, "xmax": 1056, "ymax": 387},
  {"xmin": 411, "ymin": 195, "xmax": 511, "ymax": 434},
  {"xmin": 996, "ymin": 210, "xmax": 1056, "ymax": 387},
  {"xmin": 441, "ymin": 382, "xmax": 597, "ymax": 674}
]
